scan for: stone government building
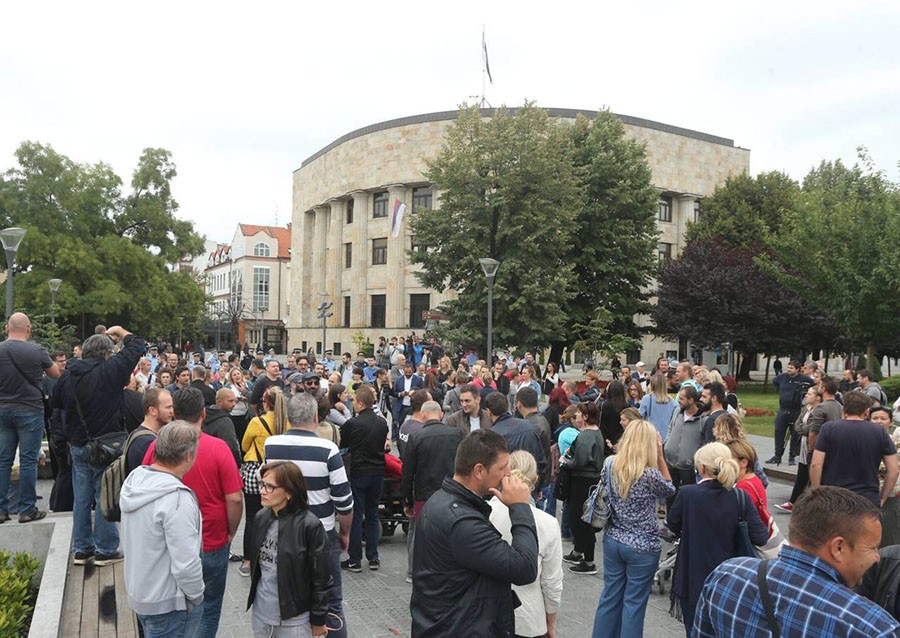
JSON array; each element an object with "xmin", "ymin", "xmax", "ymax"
[{"xmin": 289, "ymin": 107, "xmax": 750, "ymax": 364}]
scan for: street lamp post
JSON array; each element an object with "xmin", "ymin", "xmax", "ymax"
[
  {"xmin": 0, "ymin": 227, "xmax": 27, "ymax": 321},
  {"xmin": 48, "ymin": 278, "xmax": 62, "ymax": 324},
  {"xmin": 479, "ymin": 258, "xmax": 500, "ymax": 363},
  {"xmin": 256, "ymin": 306, "xmax": 268, "ymax": 350},
  {"xmin": 316, "ymin": 292, "xmax": 333, "ymax": 357}
]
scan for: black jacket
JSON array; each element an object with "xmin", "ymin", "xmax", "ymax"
[
  {"xmin": 52, "ymin": 334, "xmax": 145, "ymax": 445},
  {"xmin": 859, "ymin": 545, "xmax": 900, "ymax": 618},
  {"xmin": 190, "ymin": 379, "xmax": 217, "ymax": 407},
  {"xmin": 202, "ymin": 408, "xmax": 241, "ymax": 467},
  {"xmin": 341, "ymin": 408, "xmax": 389, "ymax": 477},
  {"xmin": 247, "ymin": 507, "xmax": 332, "ymax": 626},
  {"xmin": 402, "ymin": 419, "xmax": 463, "ymax": 506},
  {"xmin": 411, "ymin": 477, "xmax": 538, "ymax": 637}
]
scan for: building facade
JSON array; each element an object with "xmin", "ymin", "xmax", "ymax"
[
  {"xmin": 203, "ymin": 224, "xmax": 291, "ymax": 353},
  {"xmin": 289, "ymin": 108, "xmax": 750, "ymax": 361}
]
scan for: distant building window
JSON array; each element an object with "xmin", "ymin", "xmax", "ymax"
[
  {"xmin": 373, "ymin": 191, "xmax": 389, "ymax": 218},
  {"xmin": 409, "ymin": 294, "xmax": 430, "ymax": 329},
  {"xmin": 658, "ymin": 196, "xmax": 672, "ymax": 223},
  {"xmin": 343, "ymin": 296, "xmax": 351, "ymax": 328},
  {"xmin": 253, "ymin": 242, "xmax": 271, "ymax": 257},
  {"xmin": 625, "ymin": 349, "xmax": 641, "ymax": 365},
  {"xmin": 333, "ymin": 342, "xmax": 342, "ymax": 356},
  {"xmin": 346, "ymin": 199, "xmax": 354, "ymax": 224},
  {"xmin": 372, "ymin": 238, "xmax": 387, "ymax": 265},
  {"xmin": 658, "ymin": 242, "xmax": 673, "ymax": 263},
  {"xmin": 693, "ymin": 200, "xmax": 701, "ymax": 224},
  {"xmin": 301, "ymin": 341, "xmax": 308, "ymax": 352},
  {"xmin": 412, "ymin": 187, "xmax": 433, "ymax": 212},
  {"xmin": 371, "ymin": 295, "xmax": 386, "ymax": 329},
  {"xmin": 252, "ymin": 266, "xmax": 270, "ymax": 310},
  {"xmin": 316, "ymin": 342, "xmax": 322, "ymax": 355},
  {"xmin": 410, "ymin": 236, "xmax": 427, "ymax": 255},
  {"xmin": 344, "ymin": 242, "xmax": 352, "ymax": 269}
]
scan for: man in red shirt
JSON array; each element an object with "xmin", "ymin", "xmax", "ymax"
[{"xmin": 143, "ymin": 387, "xmax": 243, "ymax": 638}]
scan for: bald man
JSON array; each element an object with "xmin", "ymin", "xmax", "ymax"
[{"xmin": 0, "ymin": 313, "xmax": 60, "ymax": 523}]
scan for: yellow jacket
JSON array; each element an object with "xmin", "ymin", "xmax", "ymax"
[{"xmin": 242, "ymin": 412, "xmax": 276, "ymax": 463}]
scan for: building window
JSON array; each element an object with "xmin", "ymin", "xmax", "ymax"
[
  {"xmin": 252, "ymin": 267, "xmax": 270, "ymax": 310},
  {"xmin": 693, "ymin": 200, "xmax": 701, "ymax": 224},
  {"xmin": 316, "ymin": 342, "xmax": 322, "ymax": 355},
  {"xmin": 409, "ymin": 294, "xmax": 430, "ymax": 329},
  {"xmin": 625, "ymin": 349, "xmax": 641, "ymax": 365},
  {"xmin": 657, "ymin": 242, "xmax": 673, "ymax": 263},
  {"xmin": 658, "ymin": 196, "xmax": 672, "ymax": 223},
  {"xmin": 412, "ymin": 187, "xmax": 432, "ymax": 212},
  {"xmin": 344, "ymin": 243, "xmax": 352, "ymax": 268},
  {"xmin": 301, "ymin": 341, "xmax": 308, "ymax": 352},
  {"xmin": 411, "ymin": 236, "xmax": 427, "ymax": 255},
  {"xmin": 253, "ymin": 242, "xmax": 271, "ymax": 257},
  {"xmin": 343, "ymin": 296, "xmax": 351, "ymax": 328},
  {"xmin": 346, "ymin": 198, "xmax": 354, "ymax": 224},
  {"xmin": 373, "ymin": 191, "xmax": 389, "ymax": 218},
  {"xmin": 372, "ymin": 238, "xmax": 387, "ymax": 265},
  {"xmin": 333, "ymin": 342, "xmax": 342, "ymax": 357},
  {"xmin": 371, "ymin": 295, "xmax": 386, "ymax": 329}
]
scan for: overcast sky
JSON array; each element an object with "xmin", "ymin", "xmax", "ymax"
[{"xmin": 2, "ymin": 1, "xmax": 897, "ymax": 245}]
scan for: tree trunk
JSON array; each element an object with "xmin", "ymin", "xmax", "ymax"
[
  {"xmin": 867, "ymin": 343, "xmax": 877, "ymax": 372},
  {"xmin": 737, "ymin": 351, "xmax": 754, "ymax": 381},
  {"xmin": 547, "ymin": 341, "xmax": 566, "ymax": 368},
  {"xmin": 763, "ymin": 354, "xmax": 771, "ymax": 389}
]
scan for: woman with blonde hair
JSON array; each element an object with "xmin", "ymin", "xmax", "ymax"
[
  {"xmin": 238, "ymin": 386, "xmax": 289, "ymax": 577},
  {"xmin": 666, "ymin": 442, "xmax": 768, "ymax": 633},
  {"xmin": 713, "ymin": 413, "xmax": 769, "ymax": 489},
  {"xmin": 592, "ymin": 421, "xmax": 674, "ymax": 638},
  {"xmin": 638, "ymin": 374, "xmax": 677, "ymax": 439},
  {"xmin": 436, "ymin": 355, "xmax": 453, "ymax": 385},
  {"xmin": 489, "ymin": 451, "xmax": 563, "ymax": 638}
]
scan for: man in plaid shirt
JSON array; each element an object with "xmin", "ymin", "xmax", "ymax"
[{"xmin": 694, "ymin": 486, "xmax": 898, "ymax": 637}]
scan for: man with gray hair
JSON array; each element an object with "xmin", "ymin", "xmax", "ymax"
[
  {"xmin": 264, "ymin": 392, "xmax": 353, "ymax": 638},
  {"xmin": 121, "ymin": 421, "xmax": 204, "ymax": 638},
  {"xmin": 0, "ymin": 312, "xmax": 60, "ymax": 523},
  {"xmin": 53, "ymin": 325, "xmax": 144, "ymax": 565}
]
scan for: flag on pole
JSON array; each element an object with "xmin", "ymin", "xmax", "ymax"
[
  {"xmin": 483, "ymin": 29, "xmax": 493, "ymax": 84},
  {"xmin": 391, "ymin": 199, "xmax": 406, "ymax": 237}
]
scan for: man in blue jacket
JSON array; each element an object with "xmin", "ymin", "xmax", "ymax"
[
  {"xmin": 392, "ymin": 362, "xmax": 424, "ymax": 437},
  {"xmin": 770, "ymin": 359, "xmax": 814, "ymax": 466}
]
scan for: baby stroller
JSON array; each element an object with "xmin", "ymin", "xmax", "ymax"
[
  {"xmin": 654, "ymin": 539, "xmax": 679, "ymax": 595},
  {"xmin": 378, "ymin": 478, "xmax": 410, "ymax": 536}
]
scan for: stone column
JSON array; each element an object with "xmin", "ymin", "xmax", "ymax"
[
  {"xmin": 351, "ymin": 191, "xmax": 370, "ymax": 327},
  {"xmin": 325, "ymin": 200, "xmax": 343, "ymax": 323},
  {"xmin": 300, "ymin": 210, "xmax": 316, "ymax": 327},
  {"xmin": 387, "ymin": 185, "xmax": 408, "ymax": 330},
  {"xmin": 675, "ymin": 195, "xmax": 696, "ymax": 257}
]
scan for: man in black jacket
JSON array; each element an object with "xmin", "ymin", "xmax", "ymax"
[
  {"xmin": 340, "ymin": 385, "xmax": 389, "ymax": 572},
  {"xmin": 189, "ymin": 365, "xmax": 217, "ymax": 407},
  {"xmin": 402, "ymin": 401, "xmax": 463, "ymax": 582},
  {"xmin": 53, "ymin": 326, "xmax": 144, "ymax": 565},
  {"xmin": 202, "ymin": 388, "xmax": 241, "ymax": 467},
  {"xmin": 411, "ymin": 429, "xmax": 537, "ymax": 637}
]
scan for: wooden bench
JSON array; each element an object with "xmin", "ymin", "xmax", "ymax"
[{"xmin": 61, "ymin": 561, "xmax": 138, "ymax": 638}]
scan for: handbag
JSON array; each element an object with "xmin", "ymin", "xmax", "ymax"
[
  {"xmin": 582, "ymin": 457, "xmax": 613, "ymax": 529},
  {"xmin": 69, "ymin": 375, "xmax": 128, "ymax": 467},
  {"xmin": 743, "ymin": 480, "xmax": 787, "ymax": 559},
  {"xmin": 241, "ymin": 417, "xmax": 272, "ymax": 495},
  {"xmin": 734, "ymin": 488, "xmax": 757, "ymax": 558}
]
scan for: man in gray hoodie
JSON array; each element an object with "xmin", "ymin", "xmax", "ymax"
[{"xmin": 120, "ymin": 420, "xmax": 205, "ymax": 637}]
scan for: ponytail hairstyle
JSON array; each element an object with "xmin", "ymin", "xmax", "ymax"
[{"xmin": 694, "ymin": 442, "xmax": 739, "ymax": 489}]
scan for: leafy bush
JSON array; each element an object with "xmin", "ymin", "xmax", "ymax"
[
  {"xmin": 881, "ymin": 375, "xmax": 900, "ymax": 403},
  {"xmin": 855, "ymin": 355, "xmax": 884, "ymax": 381},
  {"xmin": 0, "ymin": 551, "xmax": 39, "ymax": 638}
]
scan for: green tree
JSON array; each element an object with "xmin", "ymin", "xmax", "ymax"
[
  {"xmin": 409, "ymin": 104, "xmax": 581, "ymax": 352},
  {"xmin": 0, "ymin": 142, "xmax": 206, "ymax": 340},
  {"xmin": 562, "ymin": 111, "xmax": 659, "ymax": 361},
  {"xmin": 760, "ymin": 153, "xmax": 900, "ymax": 365}
]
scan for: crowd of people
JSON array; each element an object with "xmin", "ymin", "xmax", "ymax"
[{"xmin": 5, "ymin": 315, "xmax": 900, "ymax": 637}]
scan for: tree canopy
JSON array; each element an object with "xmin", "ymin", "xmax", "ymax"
[
  {"xmin": 0, "ymin": 142, "xmax": 206, "ymax": 340},
  {"xmin": 409, "ymin": 104, "xmax": 659, "ymax": 355}
]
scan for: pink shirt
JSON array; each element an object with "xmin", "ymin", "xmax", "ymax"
[{"xmin": 144, "ymin": 432, "xmax": 243, "ymax": 552}]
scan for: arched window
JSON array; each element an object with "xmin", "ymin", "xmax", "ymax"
[{"xmin": 253, "ymin": 242, "xmax": 270, "ymax": 257}]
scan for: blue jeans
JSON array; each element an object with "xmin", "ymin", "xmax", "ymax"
[
  {"xmin": 138, "ymin": 605, "xmax": 203, "ymax": 638},
  {"xmin": 538, "ymin": 482, "xmax": 557, "ymax": 516},
  {"xmin": 70, "ymin": 444, "xmax": 119, "ymax": 555},
  {"xmin": 560, "ymin": 500, "xmax": 571, "ymax": 538},
  {"xmin": 196, "ymin": 544, "xmax": 229, "ymax": 638},
  {"xmin": 326, "ymin": 529, "xmax": 348, "ymax": 638},
  {"xmin": 592, "ymin": 535, "xmax": 660, "ymax": 638},
  {"xmin": 0, "ymin": 409, "xmax": 45, "ymax": 515},
  {"xmin": 349, "ymin": 475, "xmax": 383, "ymax": 564}
]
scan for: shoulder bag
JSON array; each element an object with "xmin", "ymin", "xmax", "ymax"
[
  {"xmin": 757, "ymin": 560, "xmax": 781, "ymax": 638},
  {"xmin": 70, "ymin": 375, "xmax": 129, "ymax": 467},
  {"xmin": 240, "ymin": 417, "xmax": 272, "ymax": 494},
  {"xmin": 582, "ymin": 456, "xmax": 613, "ymax": 529},
  {"xmin": 734, "ymin": 488, "xmax": 757, "ymax": 558},
  {"xmin": 743, "ymin": 481, "xmax": 787, "ymax": 559}
]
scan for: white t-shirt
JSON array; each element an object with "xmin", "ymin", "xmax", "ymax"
[
  {"xmin": 469, "ymin": 415, "xmax": 481, "ymax": 432},
  {"xmin": 403, "ymin": 376, "xmax": 413, "ymax": 406}
]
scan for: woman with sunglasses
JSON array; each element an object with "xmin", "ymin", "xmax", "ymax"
[{"xmin": 247, "ymin": 461, "xmax": 331, "ymax": 638}]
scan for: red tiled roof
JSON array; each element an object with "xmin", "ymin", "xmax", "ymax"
[{"xmin": 239, "ymin": 224, "xmax": 292, "ymax": 259}]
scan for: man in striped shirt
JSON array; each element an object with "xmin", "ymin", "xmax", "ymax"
[{"xmin": 265, "ymin": 392, "xmax": 353, "ymax": 638}]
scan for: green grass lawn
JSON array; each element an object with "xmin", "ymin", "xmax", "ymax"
[{"xmin": 735, "ymin": 382, "xmax": 780, "ymax": 437}]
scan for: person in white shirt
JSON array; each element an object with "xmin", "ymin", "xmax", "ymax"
[{"xmin": 489, "ymin": 450, "xmax": 563, "ymax": 638}]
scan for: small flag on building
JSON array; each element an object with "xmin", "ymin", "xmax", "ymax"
[
  {"xmin": 391, "ymin": 199, "xmax": 406, "ymax": 237},
  {"xmin": 483, "ymin": 29, "xmax": 493, "ymax": 84}
]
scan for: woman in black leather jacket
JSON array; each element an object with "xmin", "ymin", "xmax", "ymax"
[{"xmin": 247, "ymin": 461, "xmax": 332, "ymax": 637}]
